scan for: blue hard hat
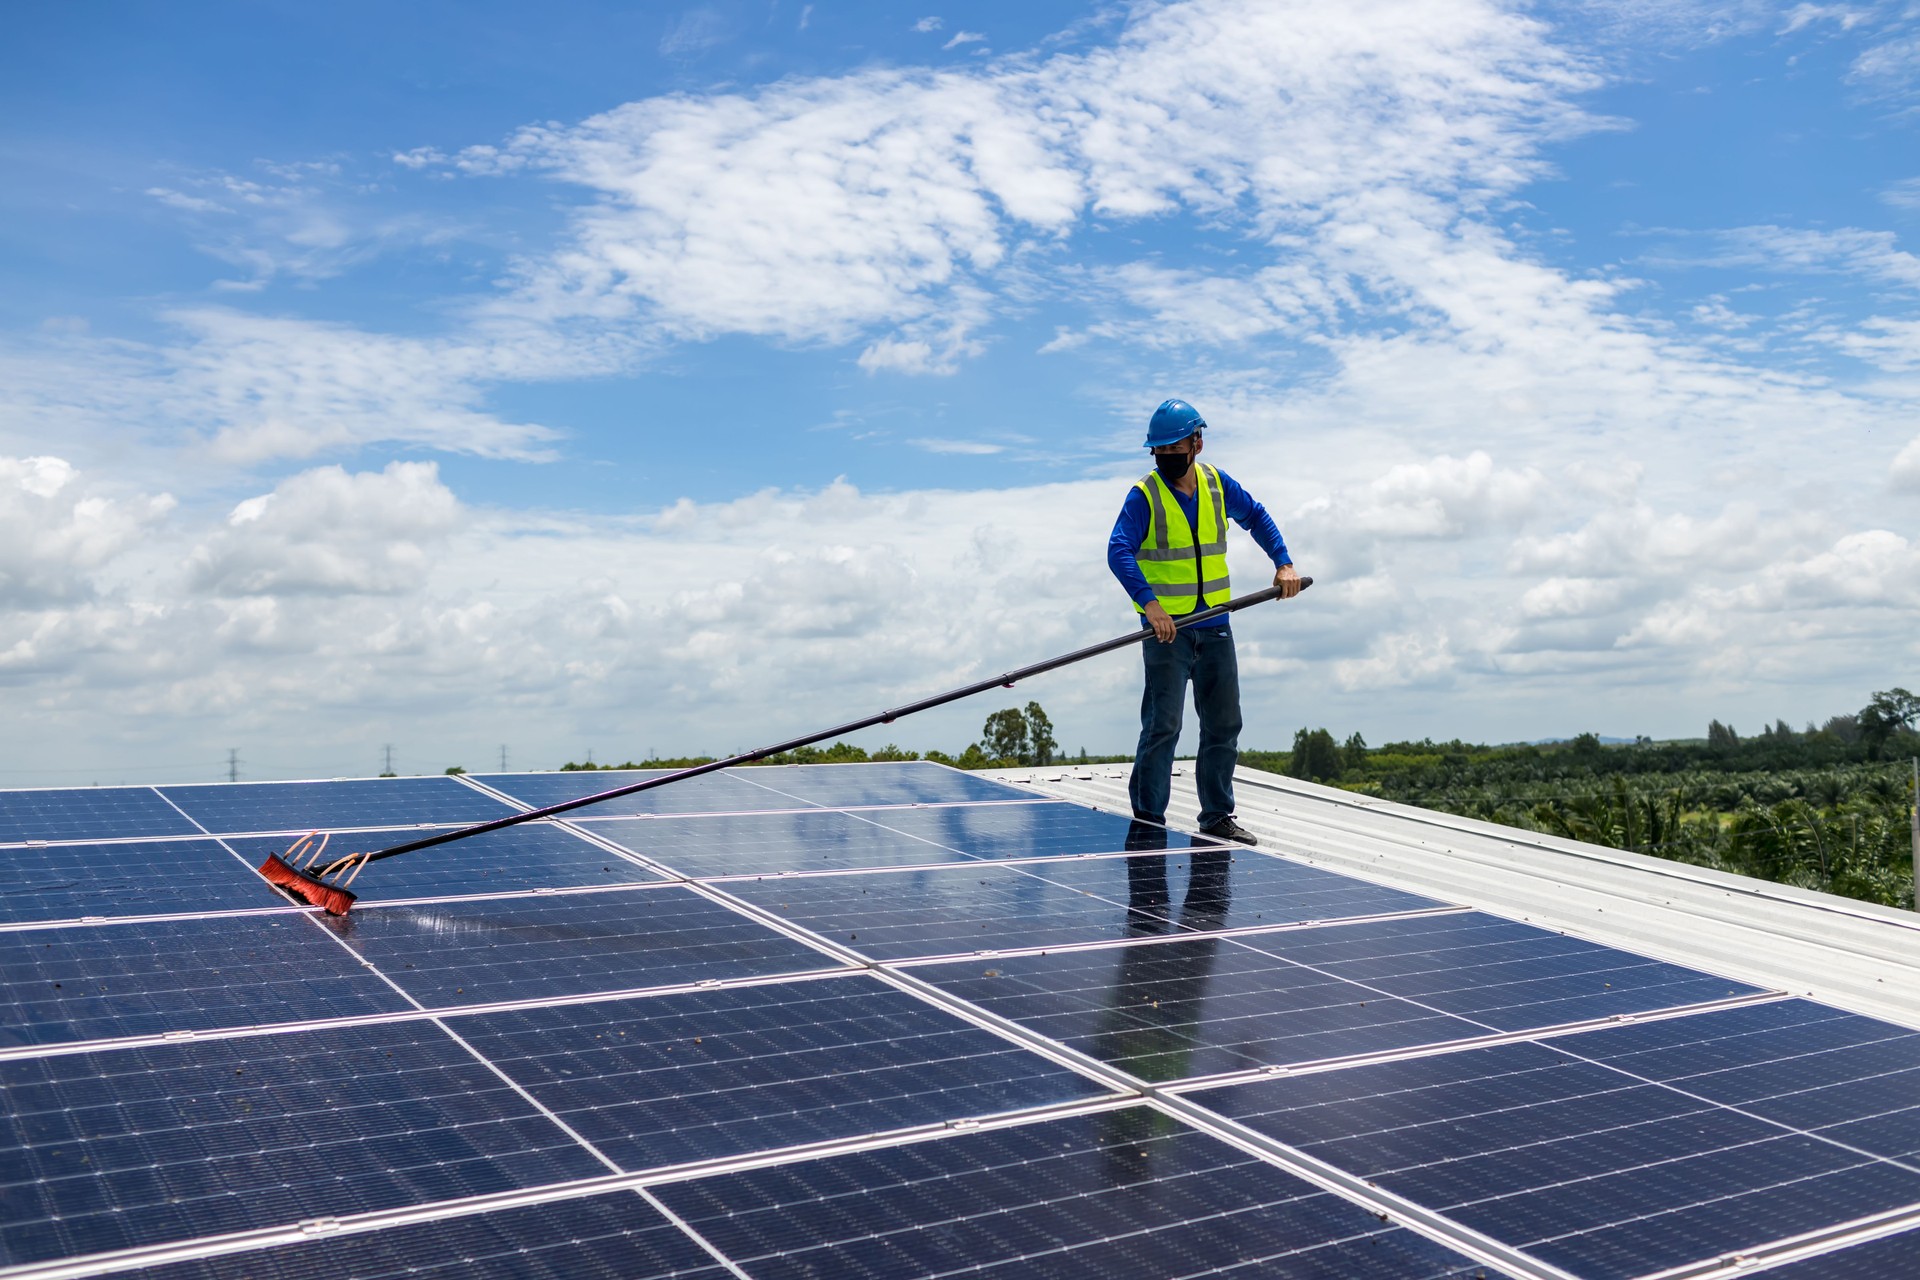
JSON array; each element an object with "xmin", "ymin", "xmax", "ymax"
[{"xmin": 1144, "ymin": 398, "xmax": 1206, "ymax": 448}]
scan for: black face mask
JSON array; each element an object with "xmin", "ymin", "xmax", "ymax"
[{"xmin": 1154, "ymin": 450, "xmax": 1194, "ymax": 482}]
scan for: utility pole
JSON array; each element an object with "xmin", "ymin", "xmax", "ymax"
[
  {"xmin": 499, "ymin": 744, "xmax": 508, "ymax": 772},
  {"xmin": 1911, "ymin": 758, "xmax": 1917, "ymax": 912},
  {"xmin": 382, "ymin": 744, "xmax": 396, "ymax": 777},
  {"xmin": 226, "ymin": 748, "xmax": 240, "ymax": 783}
]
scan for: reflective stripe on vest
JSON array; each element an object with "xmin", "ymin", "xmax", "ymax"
[{"xmin": 1133, "ymin": 463, "xmax": 1231, "ymax": 615}]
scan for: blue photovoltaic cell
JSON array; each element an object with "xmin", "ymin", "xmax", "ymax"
[
  {"xmin": 723, "ymin": 861, "xmax": 1188, "ymax": 959},
  {"xmin": 460, "ymin": 975, "xmax": 1111, "ymax": 1172},
  {"xmin": 1742, "ymin": 1229, "xmax": 1920, "ymax": 1278},
  {"xmin": 0, "ymin": 1021, "xmax": 610, "ymax": 1267},
  {"xmin": 1236, "ymin": 910, "xmax": 1760, "ymax": 1030},
  {"xmin": 0, "ymin": 914, "xmax": 406, "ymax": 1048},
  {"xmin": 336, "ymin": 885, "xmax": 836, "ymax": 1006},
  {"xmin": 919, "ymin": 936, "xmax": 1479, "ymax": 1082},
  {"xmin": 159, "ymin": 777, "xmax": 512, "ymax": 835},
  {"xmin": 653, "ymin": 1108, "xmax": 1512, "ymax": 1280},
  {"xmin": 1023, "ymin": 848, "xmax": 1447, "ymax": 932},
  {"xmin": 225, "ymin": 823, "xmax": 660, "ymax": 903},
  {"xmin": 1552, "ymin": 998, "xmax": 1920, "ymax": 1167},
  {"xmin": 0, "ymin": 786, "xmax": 200, "ymax": 843},
  {"xmin": 721, "ymin": 761, "xmax": 1041, "ymax": 807},
  {"xmin": 140, "ymin": 1193, "xmax": 729, "ymax": 1280},
  {"xmin": 1190, "ymin": 1039, "xmax": 1920, "ymax": 1280},
  {"xmin": 474, "ymin": 770, "xmax": 811, "ymax": 816},
  {"xmin": 581, "ymin": 808, "xmax": 980, "ymax": 878},
  {"xmin": 2, "ymin": 838, "xmax": 263, "ymax": 923},
  {"xmin": 858, "ymin": 800, "xmax": 1183, "ymax": 861}
]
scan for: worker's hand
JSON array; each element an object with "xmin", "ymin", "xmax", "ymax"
[
  {"xmin": 1273, "ymin": 564, "xmax": 1303, "ymax": 599},
  {"xmin": 1143, "ymin": 599, "xmax": 1177, "ymax": 643}
]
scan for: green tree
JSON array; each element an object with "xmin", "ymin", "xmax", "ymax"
[
  {"xmin": 1024, "ymin": 701, "xmax": 1058, "ymax": 766},
  {"xmin": 1289, "ymin": 727, "xmax": 1342, "ymax": 782},
  {"xmin": 1342, "ymin": 732, "xmax": 1368, "ymax": 772},
  {"xmin": 1707, "ymin": 720, "xmax": 1740, "ymax": 752},
  {"xmin": 980, "ymin": 708, "xmax": 1029, "ymax": 763},
  {"xmin": 1859, "ymin": 688, "xmax": 1919, "ymax": 759}
]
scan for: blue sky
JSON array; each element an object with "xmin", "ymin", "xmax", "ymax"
[{"xmin": 2, "ymin": 1, "xmax": 1917, "ymax": 783}]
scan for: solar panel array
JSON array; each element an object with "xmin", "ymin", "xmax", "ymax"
[{"xmin": 2, "ymin": 761, "xmax": 1916, "ymax": 1279}]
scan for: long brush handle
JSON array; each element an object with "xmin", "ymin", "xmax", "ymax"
[{"xmin": 352, "ymin": 578, "xmax": 1312, "ymax": 867}]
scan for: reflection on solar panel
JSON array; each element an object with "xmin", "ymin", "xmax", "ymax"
[{"xmin": 1, "ymin": 763, "xmax": 1914, "ymax": 1278}]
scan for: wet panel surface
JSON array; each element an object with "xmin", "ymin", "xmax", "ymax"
[
  {"xmin": 724, "ymin": 862, "xmax": 1173, "ymax": 960},
  {"xmin": 462, "ymin": 976, "xmax": 1112, "ymax": 1172},
  {"xmin": 0, "ymin": 787, "xmax": 201, "ymax": 844},
  {"xmin": 1, "ymin": 838, "xmax": 263, "ymax": 924},
  {"xmin": 653, "ymin": 1108, "xmax": 1512, "ymax": 1280},
  {"xmin": 1191, "ymin": 1039, "xmax": 1920, "ymax": 1280},
  {"xmin": 718, "ymin": 761, "xmax": 1043, "ymax": 807},
  {"xmin": 920, "ymin": 936, "xmax": 1480, "ymax": 1082},
  {"xmin": 159, "ymin": 778, "xmax": 512, "ymax": 835},
  {"xmin": 0, "ymin": 1021, "xmax": 608, "ymax": 1266},
  {"xmin": 1554, "ymin": 998, "xmax": 1920, "ymax": 1167},
  {"xmin": 858, "ymin": 801, "xmax": 1185, "ymax": 862},
  {"xmin": 140, "ymin": 1192, "xmax": 730, "ymax": 1280},
  {"xmin": 582, "ymin": 808, "xmax": 978, "ymax": 878},
  {"xmin": 473, "ymin": 770, "xmax": 817, "ymax": 817},
  {"xmin": 1236, "ymin": 911, "xmax": 1761, "ymax": 1031},
  {"xmin": 225, "ymin": 823, "xmax": 661, "ymax": 904},
  {"xmin": 0, "ymin": 914, "xmax": 406, "ymax": 1048},
  {"xmin": 337, "ymin": 886, "xmax": 838, "ymax": 1007}
]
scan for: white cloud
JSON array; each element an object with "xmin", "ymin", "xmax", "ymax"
[
  {"xmin": 914, "ymin": 17, "xmax": 943, "ymax": 33},
  {"xmin": 452, "ymin": 0, "xmax": 1593, "ymax": 367},
  {"xmin": 1850, "ymin": 30, "xmax": 1920, "ymax": 94},
  {"xmin": 1884, "ymin": 177, "xmax": 1920, "ymax": 210},
  {"xmin": 1893, "ymin": 434, "xmax": 1920, "ymax": 490},
  {"xmin": 943, "ymin": 31, "xmax": 986, "ymax": 50},
  {"xmin": 909, "ymin": 438, "xmax": 1005, "ymax": 454},
  {"xmin": 0, "ymin": 457, "xmax": 175, "ymax": 608},
  {"xmin": 1292, "ymin": 451, "xmax": 1547, "ymax": 542},
  {"xmin": 1778, "ymin": 4, "xmax": 1870, "ymax": 35},
  {"xmin": 1642, "ymin": 224, "xmax": 1920, "ymax": 289},
  {"xmin": 186, "ymin": 462, "xmax": 463, "ymax": 596}
]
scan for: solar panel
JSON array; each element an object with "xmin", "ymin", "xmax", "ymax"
[
  {"xmin": 3, "ymin": 762, "xmax": 1915, "ymax": 1278},
  {"xmin": 1188, "ymin": 1038, "xmax": 1920, "ymax": 1278},
  {"xmin": 159, "ymin": 777, "xmax": 513, "ymax": 834},
  {"xmin": 2, "ymin": 837, "xmax": 265, "ymax": 923},
  {"xmin": 0, "ymin": 785, "xmax": 202, "ymax": 842},
  {"xmin": 648, "ymin": 1110, "xmax": 1512, "ymax": 1279},
  {"xmin": 581, "ymin": 807, "xmax": 992, "ymax": 877}
]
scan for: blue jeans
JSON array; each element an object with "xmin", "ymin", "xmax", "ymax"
[{"xmin": 1129, "ymin": 623, "xmax": 1241, "ymax": 828}]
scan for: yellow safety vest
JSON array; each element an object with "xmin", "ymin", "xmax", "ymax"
[{"xmin": 1134, "ymin": 463, "xmax": 1231, "ymax": 615}]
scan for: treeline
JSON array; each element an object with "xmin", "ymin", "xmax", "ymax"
[
  {"xmin": 1245, "ymin": 688, "xmax": 1918, "ymax": 908},
  {"xmin": 556, "ymin": 701, "xmax": 1084, "ymax": 773}
]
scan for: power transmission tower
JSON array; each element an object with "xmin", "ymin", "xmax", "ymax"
[
  {"xmin": 382, "ymin": 744, "xmax": 396, "ymax": 777},
  {"xmin": 226, "ymin": 749, "xmax": 240, "ymax": 783}
]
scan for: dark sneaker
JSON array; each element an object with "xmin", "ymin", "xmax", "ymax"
[{"xmin": 1199, "ymin": 817, "xmax": 1258, "ymax": 846}]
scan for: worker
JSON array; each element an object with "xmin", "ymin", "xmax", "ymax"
[{"xmin": 1107, "ymin": 398, "xmax": 1301, "ymax": 844}]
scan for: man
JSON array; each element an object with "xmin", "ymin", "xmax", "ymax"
[{"xmin": 1107, "ymin": 398, "xmax": 1301, "ymax": 843}]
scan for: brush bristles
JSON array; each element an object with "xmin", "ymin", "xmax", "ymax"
[{"xmin": 258, "ymin": 853, "xmax": 359, "ymax": 916}]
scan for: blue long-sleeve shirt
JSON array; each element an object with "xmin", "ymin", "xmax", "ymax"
[{"xmin": 1108, "ymin": 468, "xmax": 1291, "ymax": 629}]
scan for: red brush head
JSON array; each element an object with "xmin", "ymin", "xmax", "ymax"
[{"xmin": 258, "ymin": 853, "xmax": 358, "ymax": 916}]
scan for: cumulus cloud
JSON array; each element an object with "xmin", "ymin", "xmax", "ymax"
[
  {"xmin": 0, "ymin": 457, "xmax": 175, "ymax": 608},
  {"xmin": 186, "ymin": 462, "xmax": 464, "ymax": 596}
]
